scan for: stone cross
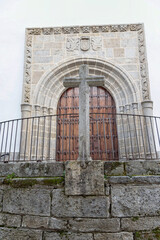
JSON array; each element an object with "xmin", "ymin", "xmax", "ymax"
[{"xmin": 63, "ymin": 65, "xmax": 105, "ymax": 162}]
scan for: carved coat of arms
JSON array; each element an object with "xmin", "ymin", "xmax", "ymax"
[{"xmin": 80, "ymin": 37, "xmax": 90, "ymax": 51}]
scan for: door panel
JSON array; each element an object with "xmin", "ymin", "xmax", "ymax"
[{"xmin": 56, "ymin": 87, "xmax": 118, "ymax": 161}]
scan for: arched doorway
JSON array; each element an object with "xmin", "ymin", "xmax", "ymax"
[{"xmin": 56, "ymin": 86, "xmax": 118, "ymax": 161}]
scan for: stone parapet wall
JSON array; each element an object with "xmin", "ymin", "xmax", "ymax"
[{"xmin": 0, "ymin": 161, "xmax": 160, "ymax": 239}]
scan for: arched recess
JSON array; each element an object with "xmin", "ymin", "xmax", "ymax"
[
  {"xmin": 32, "ymin": 57, "xmax": 140, "ymax": 115},
  {"xmin": 29, "ymin": 57, "xmax": 141, "ymax": 161},
  {"xmin": 56, "ymin": 86, "xmax": 119, "ymax": 161}
]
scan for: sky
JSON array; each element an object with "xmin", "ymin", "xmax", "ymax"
[{"xmin": 0, "ymin": 0, "xmax": 160, "ymax": 121}]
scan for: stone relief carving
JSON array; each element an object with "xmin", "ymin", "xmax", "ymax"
[
  {"xmin": 119, "ymin": 25, "xmax": 128, "ymax": 32},
  {"xmin": 92, "ymin": 26, "xmax": 99, "ymax": 33},
  {"xmin": 138, "ymin": 27, "xmax": 150, "ymax": 100},
  {"xmin": 24, "ymin": 84, "xmax": 31, "ymax": 103},
  {"xmin": 43, "ymin": 28, "xmax": 52, "ymax": 35},
  {"xmin": 28, "ymin": 28, "xmax": 41, "ymax": 35},
  {"xmin": 101, "ymin": 26, "xmax": 109, "ymax": 32},
  {"xmin": 26, "ymin": 36, "xmax": 32, "ymax": 47},
  {"xmin": 63, "ymin": 27, "xmax": 71, "ymax": 34},
  {"xmin": 130, "ymin": 24, "xmax": 141, "ymax": 31},
  {"xmin": 73, "ymin": 27, "xmax": 80, "ymax": 33},
  {"xmin": 66, "ymin": 37, "xmax": 102, "ymax": 52},
  {"xmin": 54, "ymin": 28, "xmax": 61, "ymax": 34},
  {"xmin": 23, "ymin": 34, "xmax": 32, "ymax": 103},
  {"xmin": 82, "ymin": 26, "xmax": 90, "ymax": 33},
  {"xmin": 27, "ymin": 24, "xmax": 144, "ymax": 35},
  {"xmin": 91, "ymin": 37, "xmax": 102, "ymax": 51},
  {"xmin": 66, "ymin": 38, "xmax": 80, "ymax": 51},
  {"xmin": 110, "ymin": 25, "xmax": 119, "ymax": 32},
  {"xmin": 80, "ymin": 37, "xmax": 90, "ymax": 51}
]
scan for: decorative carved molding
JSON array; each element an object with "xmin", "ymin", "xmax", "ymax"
[
  {"xmin": 28, "ymin": 28, "xmax": 41, "ymax": 35},
  {"xmin": 82, "ymin": 26, "xmax": 90, "ymax": 33},
  {"xmin": 138, "ymin": 26, "xmax": 150, "ymax": 100},
  {"xmin": 91, "ymin": 37, "xmax": 102, "ymax": 51},
  {"xmin": 54, "ymin": 28, "xmax": 61, "ymax": 34},
  {"xmin": 66, "ymin": 38, "xmax": 80, "ymax": 51},
  {"xmin": 101, "ymin": 26, "xmax": 110, "ymax": 32},
  {"xmin": 23, "ymin": 33, "xmax": 32, "ymax": 103},
  {"xmin": 119, "ymin": 24, "xmax": 128, "ymax": 32},
  {"xmin": 27, "ymin": 24, "xmax": 143, "ymax": 35},
  {"xmin": 24, "ymin": 84, "xmax": 31, "ymax": 103},
  {"xmin": 92, "ymin": 26, "xmax": 99, "ymax": 33},
  {"xmin": 130, "ymin": 24, "xmax": 141, "ymax": 31},
  {"xmin": 43, "ymin": 28, "xmax": 52, "ymax": 35},
  {"xmin": 110, "ymin": 25, "xmax": 119, "ymax": 32},
  {"xmin": 26, "ymin": 35, "xmax": 32, "ymax": 47},
  {"xmin": 73, "ymin": 27, "xmax": 80, "ymax": 33},
  {"xmin": 63, "ymin": 27, "xmax": 71, "ymax": 34}
]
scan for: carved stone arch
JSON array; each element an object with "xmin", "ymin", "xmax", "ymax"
[{"xmin": 33, "ymin": 57, "xmax": 140, "ymax": 116}]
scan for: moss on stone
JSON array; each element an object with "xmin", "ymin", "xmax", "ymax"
[
  {"xmin": 135, "ymin": 231, "xmax": 142, "ymax": 239},
  {"xmin": 135, "ymin": 228, "xmax": 160, "ymax": 240},
  {"xmin": 43, "ymin": 177, "xmax": 64, "ymax": 185},
  {"xmin": 131, "ymin": 216, "xmax": 139, "ymax": 222},
  {"xmin": 3, "ymin": 177, "xmax": 64, "ymax": 188},
  {"xmin": 110, "ymin": 162, "xmax": 122, "ymax": 171},
  {"xmin": 152, "ymin": 228, "xmax": 160, "ymax": 239}
]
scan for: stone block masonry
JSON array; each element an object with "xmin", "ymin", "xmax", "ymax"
[{"xmin": 0, "ymin": 160, "xmax": 159, "ymax": 239}]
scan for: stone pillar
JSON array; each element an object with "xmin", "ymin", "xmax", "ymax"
[
  {"xmin": 20, "ymin": 104, "xmax": 32, "ymax": 160},
  {"xmin": 141, "ymin": 101, "xmax": 155, "ymax": 158}
]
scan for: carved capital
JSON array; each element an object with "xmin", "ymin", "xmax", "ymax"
[
  {"xmin": 119, "ymin": 106, "xmax": 124, "ymax": 113},
  {"xmin": 21, "ymin": 103, "xmax": 32, "ymax": 112}
]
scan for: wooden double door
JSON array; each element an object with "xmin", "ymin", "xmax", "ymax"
[{"xmin": 56, "ymin": 86, "xmax": 118, "ymax": 161}]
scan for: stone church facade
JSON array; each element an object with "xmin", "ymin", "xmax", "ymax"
[{"xmin": 21, "ymin": 24, "xmax": 153, "ymax": 160}]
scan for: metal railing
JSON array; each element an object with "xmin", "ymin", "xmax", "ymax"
[{"xmin": 0, "ymin": 113, "xmax": 160, "ymax": 162}]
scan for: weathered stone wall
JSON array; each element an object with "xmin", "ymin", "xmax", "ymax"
[{"xmin": 0, "ymin": 161, "xmax": 160, "ymax": 240}]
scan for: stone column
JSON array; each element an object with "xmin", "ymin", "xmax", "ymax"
[
  {"xmin": 141, "ymin": 101, "xmax": 155, "ymax": 158},
  {"xmin": 20, "ymin": 104, "xmax": 32, "ymax": 160}
]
